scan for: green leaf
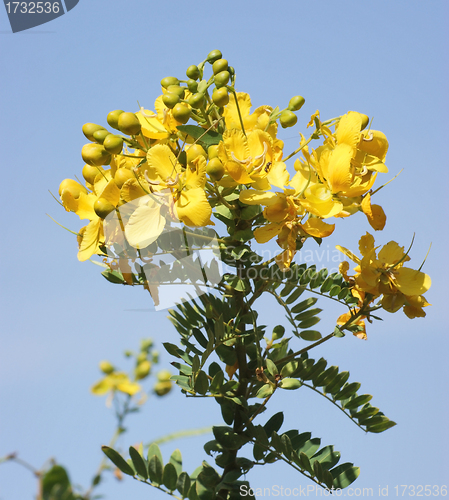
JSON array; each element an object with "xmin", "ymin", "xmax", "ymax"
[
  {"xmin": 42, "ymin": 465, "xmax": 71, "ymax": 500},
  {"xmin": 216, "ymin": 344, "xmax": 237, "ymax": 366},
  {"xmin": 172, "ymin": 362, "xmax": 193, "ymax": 376},
  {"xmin": 281, "ymin": 434, "xmax": 294, "ymax": 460},
  {"xmin": 101, "ymin": 446, "xmax": 135, "ymax": 476},
  {"xmin": 325, "ymin": 371, "xmax": 349, "ymax": 394},
  {"xmin": 101, "ymin": 269, "xmax": 126, "ymax": 284},
  {"xmin": 295, "ymin": 307, "xmax": 322, "ymax": 321},
  {"xmin": 314, "ymin": 366, "xmax": 339, "ymax": 387},
  {"xmin": 147, "ymin": 443, "xmax": 163, "ymax": 465},
  {"xmin": 148, "ymin": 455, "xmax": 163, "ymax": 485},
  {"xmin": 194, "ymin": 370, "xmax": 209, "ymax": 395},
  {"xmin": 214, "ymin": 205, "xmax": 234, "ymax": 220},
  {"xmin": 300, "ymin": 330, "xmax": 322, "ymax": 341},
  {"xmin": 298, "ymin": 438, "xmax": 321, "ymax": 458},
  {"xmin": 129, "ymin": 446, "xmax": 148, "ymax": 480},
  {"xmin": 163, "ymin": 462, "xmax": 178, "ymax": 491},
  {"xmin": 270, "ymin": 431, "xmax": 283, "ymax": 454},
  {"xmin": 334, "ymin": 382, "xmax": 361, "ymax": 401},
  {"xmin": 192, "ymin": 328, "xmax": 209, "ymax": 349},
  {"xmin": 285, "ymin": 287, "xmax": 306, "ymax": 304},
  {"xmin": 280, "ymin": 282, "xmax": 295, "ymax": 297},
  {"xmin": 280, "ymin": 361, "xmax": 298, "ymax": 378},
  {"xmin": 171, "ymin": 375, "xmax": 192, "ymax": 391},
  {"xmin": 177, "ymin": 125, "xmax": 222, "ymax": 148},
  {"xmin": 343, "ymin": 394, "xmax": 373, "ymax": 410},
  {"xmin": 331, "ymin": 463, "xmax": 360, "ymax": 489},
  {"xmin": 313, "ymin": 459, "xmax": 324, "ymax": 483},
  {"xmin": 310, "ymin": 445, "xmax": 341, "ymax": 471},
  {"xmin": 209, "ymin": 370, "xmax": 225, "ymax": 394},
  {"xmin": 163, "ymin": 342, "xmax": 182, "ymax": 358},
  {"xmin": 256, "ymin": 384, "xmax": 274, "ymax": 399},
  {"xmin": 169, "ymin": 449, "xmax": 183, "ymax": 476},
  {"xmin": 213, "ymin": 426, "xmax": 249, "ymax": 450},
  {"xmin": 177, "ymin": 471, "xmax": 191, "ymax": 498},
  {"xmin": 263, "ymin": 412, "xmax": 284, "ymax": 437},
  {"xmin": 292, "ymin": 297, "xmax": 318, "ymax": 314},
  {"xmin": 310, "ymin": 268, "xmax": 328, "ymax": 289},
  {"xmin": 299, "ymin": 452, "xmax": 314, "ymax": 475},
  {"xmin": 298, "ymin": 317, "xmax": 321, "ymax": 329},
  {"xmin": 241, "ymin": 205, "xmax": 263, "ymax": 220},
  {"xmin": 265, "ymin": 358, "xmax": 278, "ymax": 377},
  {"xmin": 366, "ymin": 419, "xmax": 397, "ymax": 433},
  {"xmin": 329, "ymin": 285, "xmax": 341, "ymax": 297},
  {"xmin": 278, "ymin": 378, "xmax": 302, "ymax": 390}
]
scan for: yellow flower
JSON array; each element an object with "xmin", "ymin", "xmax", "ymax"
[
  {"xmin": 337, "ymin": 233, "xmax": 431, "ymax": 318},
  {"xmin": 91, "ymin": 372, "xmax": 141, "ymax": 396},
  {"xmin": 124, "ymin": 144, "xmax": 213, "ymax": 249}
]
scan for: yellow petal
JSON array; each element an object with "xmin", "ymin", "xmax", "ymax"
[
  {"xmin": 100, "ymin": 179, "xmax": 121, "ymax": 207},
  {"xmin": 78, "ymin": 217, "xmax": 103, "ymax": 262},
  {"xmin": 336, "ymin": 245, "xmax": 361, "ymax": 265},
  {"xmin": 223, "ymin": 129, "xmax": 250, "ymax": 165},
  {"xmin": 147, "ymin": 144, "xmax": 179, "ymax": 182},
  {"xmin": 225, "ymin": 160, "xmax": 254, "ymax": 184},
  {"xmin": 223, "ymin": 92, "xmax": 252, "ymax": 130},
  {"xmin": 267, "ymin": 161, "xmax": 290, "ymax": 188},
  {"xmin": 125, "ymin": 198, "xmax": 166, "ymax": 248},
  {"xmin": 73, "ymin": 192, "xmax": 97, "ymax": 220},
  {"xmin": 358, "ymin": 232, "xmax": 375, "ymax": 257},
  {"xmin": 239, "ymin": 190, "xmax": 277, "ymax": 206},
  {"xmin": 327, "ymin": 144, "xmax": 354, "ymax": 194},
  {"xmin": 121, "ymin": 178, "xmax": 147, "ymax": 203},
  {"xmin": 175, "ymin": 188, "xmax": 212, "ymax": 227},
  {"xmin": 396, "ymin": 268, "xmax": 431, "ymax": 296},
  {"xmin": 361, "ymin": 194, "xmax": 386, "ymax": 231},
  {"xmin": 336, "ymin": 112, "xmax": 362, "ymax": 150},
  {"xmin": 359, "ymin": 130, "xmax": 389, "ymax": 162},
  {"xmin": 378, "ymin": 241, "xmax": 405, "ymax": 267},
  {"xmin": 254, "ymin": 223, "xmax": 282, "ymax": 244},
  {"xmin": 301, "ymin": 218, "xmax": 335, "ymax": 238}
]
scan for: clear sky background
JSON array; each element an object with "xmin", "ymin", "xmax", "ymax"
[{"xmin": 0, "ymin": 1, "xmax": 448, "ymax": 499}]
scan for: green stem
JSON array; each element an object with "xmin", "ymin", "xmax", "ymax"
[{"xmin": 283, "ymin": 134, "xmax": 314, "ymax": 162}]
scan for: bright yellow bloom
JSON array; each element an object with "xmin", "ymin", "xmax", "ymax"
[
  {"xmin": 91, "ymin": 372, "xmax": 142, "ymax": 396},
  {"xmin": 124, "ymin": 144, "xmax": 213, "ymax": 249},
  {"xmin": 337, "ymin": 233, "xmax": 431, "ymax": 318}
]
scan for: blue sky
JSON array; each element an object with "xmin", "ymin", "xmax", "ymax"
[{"xmin": 0, "ymin": 1, "xmax": 448, "ymax": 499}]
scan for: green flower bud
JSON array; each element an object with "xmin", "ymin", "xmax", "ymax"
[
  {"xmin": 140, "ymin": 338, "xmax": 153, "ymax": 351},
  {"xmin": 157, "ymin": 369, "xmax": 172, "ymax": 382},
  {"xmin": 114, "ymin": 168, "xmax": 134, "ymax": 188},
  {"xmin": 82, "ymin": 165, "xmax": 103, "ymax": 185},
  {"xmin": 99, "ymin": 360, "xmax": 114, "ymax": 374},
  {"xmin": 188, "ymin": 92, "xmax": 205, "ymax": 109},
  {"xmin": 228, "ymin": 66, "xmax": 235, "ymax": 76},
  {"xmin": 107, "ymin": 110, "xmax": 124, "ymax": 130},
  {"xmin": 92, "ymin": 129, "xmax": 110, "ymax": 145},
  {"xmin": 186, "ymin": 65, "xmax": 200, "ymax": 80},
  {"xmin": 187, "ymin": 79, "xmax": 198, "ymax": 93},
  {"xmin": 82, "ymin": 123, "xmax": 106, "ymax": 142},
  {"xmin": 212, "ymin": 58, "xmax": 228, "ymax": 75},
  {"xmin": 214, "ymin": 70, "xmax": 230, "ymax": 88},
  {"xmin": 178, "ymin": 150, "xmax": 187, "ymax": 167},
  {"xmin": 206, "ymin": 49, "xmax": 222, "ymax": 63},
  {"xmin": 81, "ymin": 143, "xmax": 111, "ymax": 167},
  {"xmin": 94, "ymin": 198, "xmax": 115, "ymax": 219},
  {"xmin": 160, "ymin": 76, "xmax": 179, "ymax": 89},
  {"xmin": 186, "ymin": 144, "xmax": 207, "ymax": 163},
  {"xmin": 206, "ymin": 158, "xmax": 225, "ymax": 181},
  {"xmin": 272, "ymin": 325, "xmax": 285, "ymax": 340},
  {"xmin": 172, "ymin": 103, "xmax": 191, "ymax": 124},
  {"xmin": 154, "ymin": 381, "xmax": 172, "ymax": 396},
  {"xmin": 135, "ymin": 360, "xmax": 151, "ymax": 380},
  {"xmin": 117, "ymin": 112, "xmax": 142, "ymax": 136},
  {"xmin": 162, "ymin": 92, "xmax": 180, "ymax": 109},
  {"xmin": 207, "ymin": 145, "xmax": 219, "ymax": 159},
  {"xmin": 212, "ymin": 87, "xmax": 229, "ymax": 107},
  {"xmin": 103, "ymin": 134, "xmax": 124, "ymax": 154},
  {"xmin": 287, "ymin": 96, "xmax": 305, "ymax": 112},
  {"xmin": 167, "ymin": 85, "xmax": 185, "ymax": 99},
  {"xmin": 279, "ymin": 110, "xmax": 298, "ymax": 128}
]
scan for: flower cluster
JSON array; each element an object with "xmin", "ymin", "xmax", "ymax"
[{"xmin": 56, "ymin": 49, "xmax": 431, "ymax": 329}]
